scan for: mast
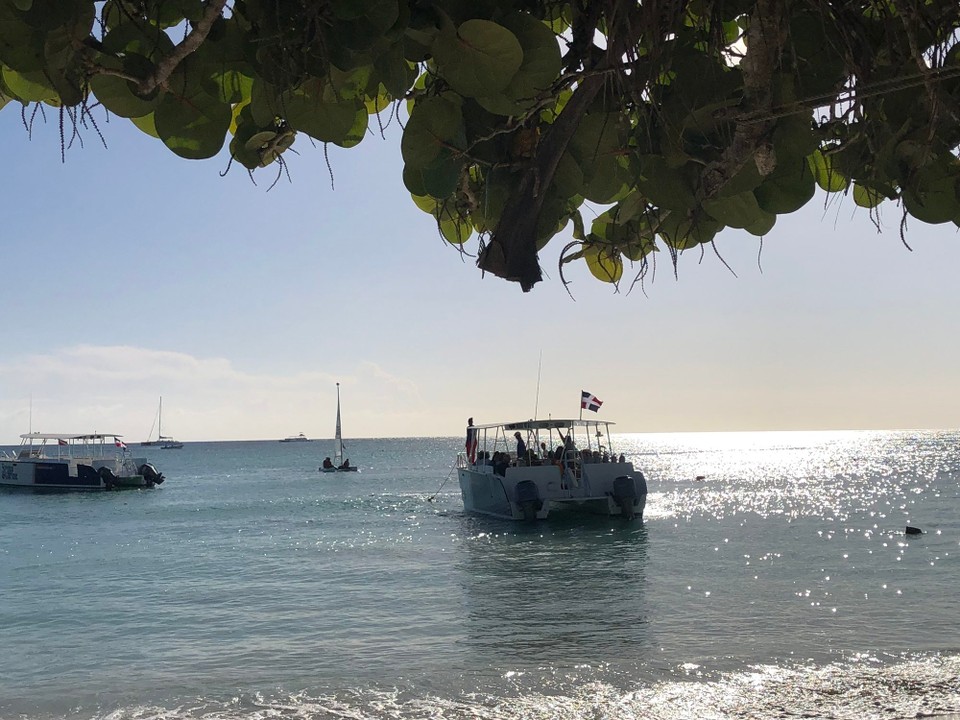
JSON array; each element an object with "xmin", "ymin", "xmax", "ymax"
[{"xmin": 334, "ymin": 383, "xmax": 343, "ymax": 464}]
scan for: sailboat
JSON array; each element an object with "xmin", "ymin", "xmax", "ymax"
[
  {"xmin": 141, "ymin": 396, "xmax": 184, "ymax": 449},
  {"xmin": 320, "ymin": 383, "xmax": 357, "ymax": 472}
]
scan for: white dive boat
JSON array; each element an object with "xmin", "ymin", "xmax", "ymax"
[
  {"xmin": 1, "ymin": 433, "xmax": 165, "ymax": 491},
  {"xmin": 142, "ymin": 396, "xmax": 184, "ymax": 449},
  {"xmin": 457, "ymin": 418, "xmax": 646, "ymax": 521},
  {"xmin": 280, "ymin": 433, "xmax": 313, "ymax": 443},
  {"xmin": 319, "ymin": 383, "xmax": 358, "ymax": 473}
]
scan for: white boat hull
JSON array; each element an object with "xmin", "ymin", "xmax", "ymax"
[{"xmin": 457, "ymin": 461, "xmax": 646, "ymax": 521}]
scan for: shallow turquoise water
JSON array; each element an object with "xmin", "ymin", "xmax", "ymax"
[{"xmin": 1, "ymin": 430, "xmax": 958, "ymax": 719}]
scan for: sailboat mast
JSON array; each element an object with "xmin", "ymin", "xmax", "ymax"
[
  {"xmin": 335, "ymin": 383, "xmax": 343, "ymax": 463},
  {"xmin": 159, "ymin": 396, "xmax": 163, "ymax": 439}
]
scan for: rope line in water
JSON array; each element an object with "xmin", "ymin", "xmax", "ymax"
[{"xmin": 427, "ymin": 460, "xmax": 459, "ymax": 502}]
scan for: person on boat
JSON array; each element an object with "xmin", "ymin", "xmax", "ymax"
[
  {"xmin": 340, "ymin": 458, "xmax": 351, "ymax": 469},
  {"xmin": 465, "ymin": 418, "xmax": 477, "ymax": 464},
  {"xmin": 513, "ymin": 432, "xmax": 527, "ymax": 465},
  {"xmin": 322, "ymin": 457, "xmax": 334, "ymax": 469},
  {"xmin": 492, "ymin": 451, "xmax": 508, "ymax": 477}
]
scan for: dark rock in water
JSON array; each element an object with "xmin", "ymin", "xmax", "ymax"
[{"xmin": 905, "ymin": 526, "xmax": 922, "ymax": 535}]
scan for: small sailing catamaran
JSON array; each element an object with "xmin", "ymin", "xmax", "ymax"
[{"xmin": 320, "ymin": 383, "xmax": 358, "ymax": 472}]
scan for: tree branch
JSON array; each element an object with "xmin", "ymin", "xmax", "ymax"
[
  {"xmin": 137, "ymin": 0, "xmax": 228, "ymax": 96},
  {"xmin": 700, "ymin": 0, "xmax": 787, "ymax": 200}
]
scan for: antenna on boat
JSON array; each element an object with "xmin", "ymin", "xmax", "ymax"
[{"xmin": 533, "ymin": 349, "xmax": 542, "ymax": 420}]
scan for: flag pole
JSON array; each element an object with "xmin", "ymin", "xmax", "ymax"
[{"xmin": 579, "ymin": 391, "xmax": 583, "ymax": 421}]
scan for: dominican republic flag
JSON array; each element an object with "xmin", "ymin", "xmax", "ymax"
[
  {"xmin": 581, "ymin": 391, "xmax": 603, "ymax": 412},
  {"xmin": 57, "ymin": 438, "xmax": 68, "ymax": 446},
  {"xmin": 114, "ymin": 437, "xmax": 127, "ymax": 449}
]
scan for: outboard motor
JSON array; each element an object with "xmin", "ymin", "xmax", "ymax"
[
  {"xmin": 514, "ymin": 480, "xmax": 543, "ymax": 521},
  {"xmin": 612, "ymin": 473, "xmax": 648, "ymax": 519},
  {"xmin": 98, "ymin": 466, "xmax": 117, "ymax": 490},
  {"xmin": 139, "ymin": 463, "xmax": 165, "ymax": 486}
]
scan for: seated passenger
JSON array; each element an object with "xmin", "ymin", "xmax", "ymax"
[
  {"xmin": 340, "ymin": 458, "xmax": 350, "ymax": 469},
  {"xmin": 322, "ymin": 457, "xmax": 334, "ymax": 469}
]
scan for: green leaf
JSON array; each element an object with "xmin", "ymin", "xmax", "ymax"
[
  {"xmin": 638, "ymin": 156, "xmax": 696, "ymax": 211},
  {"xmin": 282, "ymin": 79, "xmax": 367, "ymax": 147},
  {"xmin": 154, "ymin": 89, "xmax": 231, "ymax": 159},
  {"xmin": 584, "ymin": 244, "xmax": 623, "ymax": 283},
  {"xmin": 852, "ymin": 183, "xmax": 884, "ymax": 209},
  {"xmin": 130, "ymin": 111, "xmax": 159, "ymax": 138},
  {"xmin": 475, "ymin": 12, "xmax": 561, "ymax": 116},
  {"xmin": 89, "ymin": 58, "xmax": 160, "ymax": 118},
  {"xmin": 401, "ymin": 94, "xmax": 465, "ymax": 169},
  {"xmin": 432, "ymin": 19, "xmax": 523, "ymax": 98},
  {"xmin": 754, "ymin": 159, "xmax": 816, "ymax": 214},
  {"xmin": 657, "ymin": 211, "xmax": 721, "ymax": 250},
  {"xmin": 742, "ymin": 209, "xmax": 776, "ymax": 237},
  {"xmin": 419, "ymin": 154, "xmax": 461, "ymax": 198},
  {"xmin": 902, "ymin": 172, "xmax": 960, "ymax": 225},
  {"xmin": 702, "ymin": 191, "xmax": 766, "ymax": 229},
  {"xmin": 1, "ymin": 66, "xmax": 56, "ymax": 101},
  {"xmin": 808, "ymin": 150, "xmax": 848, "ymax": 192}
]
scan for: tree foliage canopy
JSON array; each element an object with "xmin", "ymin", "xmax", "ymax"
[{"xmin": 2, "ymin": 0, "xmax": 959, "ymax": 291}]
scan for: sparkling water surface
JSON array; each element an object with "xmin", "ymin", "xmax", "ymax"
[{"xmin": 1, "ymin": 430, "xmax": 958, "ymax": 719}]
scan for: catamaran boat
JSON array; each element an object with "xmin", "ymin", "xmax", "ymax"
[
  {"xmin": 0, "ymin": 433, "xmax": 165, "ymax": 491},
  {"xmin": 457, "ymin": 418, "xmax": 646, "ymax": 520}
]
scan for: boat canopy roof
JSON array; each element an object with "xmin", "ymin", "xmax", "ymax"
[
  {"xmin": 472, "ymin": 418, "xmax": 616, "ymax": 432},
  {"xmin": 19, "ymin": 433, "xmax": 124, "ymax": 441}
]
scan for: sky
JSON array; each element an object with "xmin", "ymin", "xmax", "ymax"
[{"xmin": 1, "ymin": 101, "xmax": 959, "ymax": 442}]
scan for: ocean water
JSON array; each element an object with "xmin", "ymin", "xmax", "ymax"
[{"xmin": 1, "ymin": 430, "xmax": 958, "ymax": 720}]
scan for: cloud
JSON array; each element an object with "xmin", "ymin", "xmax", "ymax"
[{"xmin": 0, "ymin": 345, "xmax": 442, "ymax": 441}]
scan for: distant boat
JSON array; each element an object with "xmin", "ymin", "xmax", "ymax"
[
  {"xmin": 280, "ymin": 433, "xmax": 313, "ymax": 443},
  {"xmin": 320, "ymin": 383, "xmax": 358, "ymax": 473},
  {"xmin": 141, "ymin": 396, "xmax": 184, "ymax": 450}
]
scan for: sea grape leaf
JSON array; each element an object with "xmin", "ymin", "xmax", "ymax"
[
  {"xmin": 754, "ymin": 159, "xmax": 816, "ymax": 214},
  {"xmin": 902, "ymin": 171, "xmax": 960, "ymax": 225},
  {"xmin": 702, "ymin": 191, "xmax": 764, "ymax": 229},
  {"xmin": 1, "ymin": 66, "xmax": 56, "ymax": 101},
  {"xmin": 401, "ymin": 94, "xmax": 466, "ymax": 169},
  {"xmin": 638, "ymin": 155, "xmax": 697, "ymax": 211},
  {"xmin": 89, "ymin": 57, "xmax": 160, "ymax": 118},
  {"xmin": 584, "ymin": 244, "xmax": 624, "ymax": 283},
  {"xmin": 743, "ymin": 208, "xmax": 776, "ymax": 237},
  {"xmin": 475, "ymin": 12, "xmax": 561, "ymax": 116},
  {"xmin": 282, "ymin": 79, "xmax": 367, "ymax": 146},
  {"xmin": 808, "ymin": 150, "xmax": 849, "ymax": 192},
  {"xmin": 852, "ymin": 183, "xmax": 884, "ymax": 209},
  {"xmin": 130, "ymin": 111, "xmax": 159, "ymax": 138},
  {"xmin": 154, "ymin": 88, "xmax": 231, "ymax": 159},
  {"xmin": 431, "ymin": 19, "xmax": 523, "ymax": 98}
]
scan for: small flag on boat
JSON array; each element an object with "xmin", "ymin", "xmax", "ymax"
[
  {"xmin": 114, "ymin": 437, "xmax": 127, "ymax": 449},
  {"xmin": 57, "ymin": 438, "xmax": 68, "ymax": 446},
  {"xmin": 581, "ymin": 391, "xmax": 603, "ymax": 412}
]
